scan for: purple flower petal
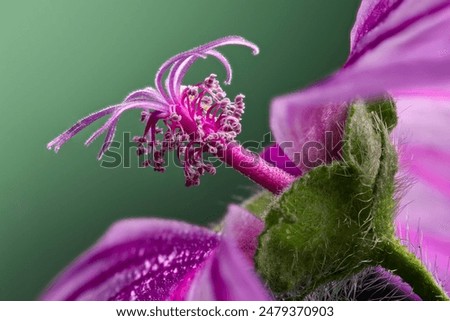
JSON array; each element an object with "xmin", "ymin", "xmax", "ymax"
[
  {"xmin": 41, "ymin": 207, "xmax": 270, "ymax": 301},
  {"xmin": 221, "ymin": 204, "xmax": 265, "ymax": 263},
  {"xmin": 392, "ymin": 92, "xmax": 450, "ymax": 156},
  {"xmin": 41, "ymin": 219, "xmax": 219, "ymax": 300},
  {"xmin": 185, "ymin": 234, "xmax": 271, "ymax": 301},
  {"xmin": 350, "ymin": 0, "xmax": 402, "ymax": 54},
  {"xmin": 271, "ymin": 1, "xmax": 450, "ymax": 167},
  {"xmin": 393, "ymin": 94, "xmax": 450, "ymax": 294},
  {"xmin": 347, "ymin": 0, "xmax": 449, "ymax": 66},
  {"xmin": 186, "ymin": 205, "xmax": 271, "ymax": 300},
  {"xmin": 270, "ymin": 102, "xmax": 346, "ymax": 173},
  {"xmin": 260, "ymin": 144, "xmax": 302, "ymax": 176}
]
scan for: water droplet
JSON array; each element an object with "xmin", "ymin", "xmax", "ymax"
[
  {"xmin": 158, "ymin": 254, "xmax": 167, "ymax": 264},
  {"xmin": 168, "ymin": 250, "xmax": 177, "ymax": 261}
]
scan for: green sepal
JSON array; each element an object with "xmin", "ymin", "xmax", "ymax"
[
  {"xmin": 256, "ymin": 100, "xmax": 398, "ymax": 299},
  {"xmin": 366, "ymin": 96, "xmax": 397, "ymax": 132},
  {"xmin": 243, "ymin": 190, "xmax": 274, "ymax": 220}
]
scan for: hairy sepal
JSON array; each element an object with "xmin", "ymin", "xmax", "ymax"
[{"xmin": 256, "ymin": 100, "xmax": 398, "ymax": 299}]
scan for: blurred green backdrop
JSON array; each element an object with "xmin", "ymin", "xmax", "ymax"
[{"xmin": 0, "ymin": 0, "xmax": 360, "ymax": 300}]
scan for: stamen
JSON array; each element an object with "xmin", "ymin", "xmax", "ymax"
[{"xmin": 130, "ymin": 76, "xmax": 245, "ymax": 186}]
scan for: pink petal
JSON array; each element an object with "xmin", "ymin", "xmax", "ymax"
[
  {"xmin": 348, "ymin": 1, "xmax": 449, "ymax": 64},
  {"xmin": 350, "ymin": 0, "xmax": 401, "ymax": 54},
  {"xmin": 394, "ymin": 94, "xmax": 450, "ymax": 294},
  {"xmin": 260, "ymin": 144, "xmax": 302, "ymax": 176},
  {"xmin": 270, "ymin": 102, "xmax": 346, "ymax": 173},
  {"xmin": 271, "ymin": 1, "xmax": 450, "ymax": 166},
  {"xmin": 185, "ymin": 239, "xmax": 271, "ymax": 300},
  {"xmin": 221, "ymin": 204, "xmax": 265, "ymax": 263},
  {"xmin": 186, "ymin": 205, "xmax": 271, "ymax": 300},
  {"xmin": 41, "ymin": 219, "xmax": 219, "ymax": 300},
  {"xmin": 41, "ymin": 207, "xmax": 270, "ymax": 301},
  {"xmin": 393, "ymin": 93, "xmax": 450, "ymax": 154}
]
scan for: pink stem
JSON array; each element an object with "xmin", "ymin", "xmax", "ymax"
[{"xmin": 219, "ymin": 143, "xmax": 296, "ymax": 194}]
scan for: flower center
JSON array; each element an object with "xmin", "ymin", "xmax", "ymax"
[{"xmin": 135, "ymin": 74, "xmax": 245, "ymax": 186}]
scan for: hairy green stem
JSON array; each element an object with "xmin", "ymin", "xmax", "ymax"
[{"xmin": 379, "ymin": 240, "xmax": 449, "ymax": 301}]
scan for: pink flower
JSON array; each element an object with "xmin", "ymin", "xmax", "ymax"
[
  {"xmin": 44, "ymin": 1, "xmax": 450, "ymax": 301},
  {"xmin": 264, "ymin": 0, "xmax": 450, "ymax": 296}
]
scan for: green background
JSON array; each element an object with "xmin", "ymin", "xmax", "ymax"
[{"xmin": 0, "ymin": 0, "xmax": 360, "ymax": 300}]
